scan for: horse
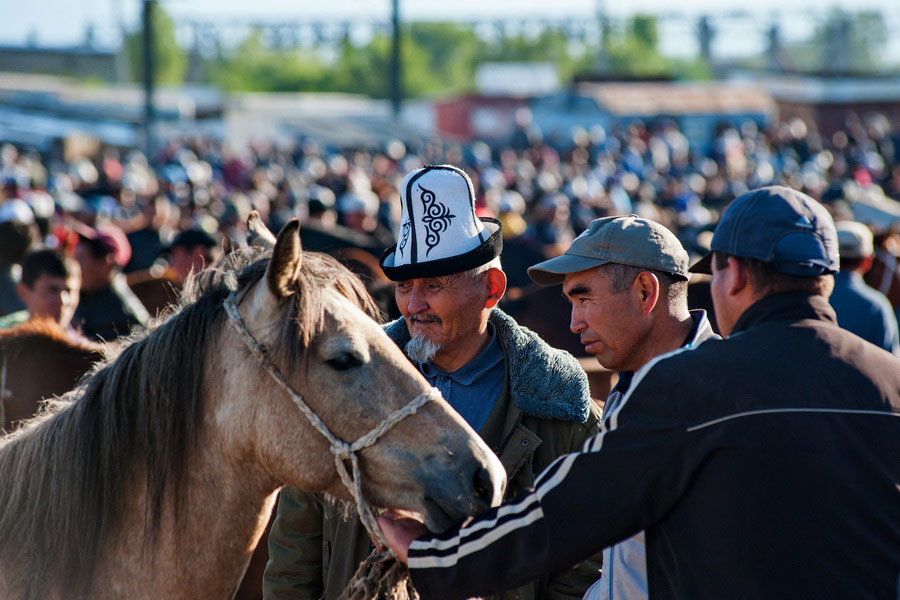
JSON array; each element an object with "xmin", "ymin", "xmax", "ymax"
[
  {"xmin": 0, "ymin": 319, "xmax": 105, "ymax": 432},
  {"xmin": 0, "ymin": 220, "xmax": 505, "ymax": 600},
  {"xmin": 866, "ymin": 246, "xmax": 900, "ymax": 313}
]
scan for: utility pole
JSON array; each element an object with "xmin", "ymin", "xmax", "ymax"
[
  {"xmin": 389, "ymin": 0, "xmax": 402, "ymax": 121},
  {"xmin": 697, "ymin": 15, "xmax": 714, "ymax": 72},
  {"xmin": 142, "ymin": 0, "xmax": 156, "ymax": 158},
  {"xmin": 595, "ymin": 0, "xmax": 610, "ymax": 74}
]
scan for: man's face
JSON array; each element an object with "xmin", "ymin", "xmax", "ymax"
[
  {"xmin": 395, "ymin": 273, "xmax": 489, "ymax": 359},
  {"xmin": 75, "ymin": 242, "xmax": 114, "ymax": 292},
  {"xmin": 20, "ymin": 272, "xmax": 80, "ymax": 327},
  {"xmin": 169, "ymin": 245, "xmax": 210, "ymax": 284},
  {"xmin": 563, "ymin": 266, "xmax": 650, "ymax": 372}
]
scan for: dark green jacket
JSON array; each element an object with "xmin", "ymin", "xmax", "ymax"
[{"xmin": 264, "ymin": 309, "xmax": 603, "ymax": 600}]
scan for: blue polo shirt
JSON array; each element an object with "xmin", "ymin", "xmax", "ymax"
[{"xmin": 419, "ymin": 324, "xmax": 504, "ymax": 432}]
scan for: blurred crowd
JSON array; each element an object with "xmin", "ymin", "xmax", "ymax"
[{"xmin": 1, "ymin": 111, "xmax": 899, "ymax": 346}]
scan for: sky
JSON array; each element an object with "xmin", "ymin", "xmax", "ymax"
[{"xmin": 2, "ymin": 0, "xmax": 899, "ymax": 60}]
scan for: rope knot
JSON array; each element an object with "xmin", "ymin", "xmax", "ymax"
[{"xmin": 332, "ymin": 443, "xmax": 353, "ymax": 462}]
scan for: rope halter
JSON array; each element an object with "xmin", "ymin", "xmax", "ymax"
[{"xmin": 222, "ymin": 291, "xmax": 438, "ymax": 550}]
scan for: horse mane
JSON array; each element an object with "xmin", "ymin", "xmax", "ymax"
[{"xmin": 0, "ymin": 247, "xmax": 379, "ymax": 600}]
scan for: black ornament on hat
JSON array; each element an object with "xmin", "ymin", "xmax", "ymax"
[
  {"xmin": 418, "ymin": 184, "xmax": 455, "ymax": 256},
  {"xmin": 398, "ymin": 220, "xmax": 411, "ymax": 259}
]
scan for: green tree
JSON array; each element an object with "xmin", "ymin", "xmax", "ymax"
[
  {"xmin": 787, "ymin": 9, "xmax": 888, "ymax": 73},
  {"xmin": 206, "ymin": 15, "xmax": 713, "ymax": 96},
  {"xmin": 124, "ymin": 2, "xmax": 187, "ymax": 84},
  {"xmin": 209, "ymin": 30, "xmax": 327, "ymax": 92}
]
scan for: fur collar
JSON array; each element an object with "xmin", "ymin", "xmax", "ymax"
[{"xmin": 383, "ymin": 308, "xmax": 591, "ymax": 423}]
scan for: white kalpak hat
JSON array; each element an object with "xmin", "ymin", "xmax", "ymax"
[{"xmin": 380, "ymin": 165, "xmax": 502, "ymax": 281}]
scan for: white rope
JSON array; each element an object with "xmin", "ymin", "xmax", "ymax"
[{"xmin": 223, "ymin": 291, "xmax": 437, "ymax": 550}]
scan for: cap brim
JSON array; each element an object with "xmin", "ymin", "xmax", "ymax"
[
  {"xmin": 527, "ymin": 254, "xmax": 610, "ymax": 286},
  {"xmin": 689, "ymin": 253, "xmax": 713, "ymax": 274},
  {"xmin": 72, "ymin": 220, "xmax": 100, "ymax": 241}
]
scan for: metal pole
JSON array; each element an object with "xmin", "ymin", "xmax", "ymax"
[
  {"xmin": 142, "ymin": 0, "xmax": 156, "ymax": 158},
  {"xmin": 595, "ymin": 0, "xmax": 609, "ymax": 73},
  {"xmin": 389, "ymin": 0, "xmax": 402, "ymax": 121}
]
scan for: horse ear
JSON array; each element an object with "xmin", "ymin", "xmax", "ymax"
[
  {"xmin": 248, "ymin": 210, "xmax": 277, "ymax": 247},
  {"xmin": 267, "ymin": 219, "xmax": 302, "ymax": 297}
]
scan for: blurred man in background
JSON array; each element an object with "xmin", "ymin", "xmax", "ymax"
[
  {"xmin": 829, "ymin": 220, "xmax": 899, "ymax": 355},
  {"xmin": 0, "ymin": 249, "xmax": 80, "ymax": 330},
  {"xmin": 0, "ymin": 202, "xmax": 36, "ymax": 316},
  {"xmin": 73, "ymin": 222, "xmax": 149, "ymax": 341}
]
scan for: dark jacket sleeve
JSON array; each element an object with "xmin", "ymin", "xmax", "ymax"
[
  {"xmin": 263, "ymin": 487, "xmax": 325, "ymax": 600},
  {"xmin": 407, "ymin": 371, "xmax": 704, "ymax": 600},
  {"xmin": 544, "ymin": 406, "xmax": 604, "ymax": 600}
]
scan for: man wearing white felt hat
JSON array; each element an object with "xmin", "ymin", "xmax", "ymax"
[{"xmin": 265, "ymin": 165, "xmax": 603, "ymax": 600}]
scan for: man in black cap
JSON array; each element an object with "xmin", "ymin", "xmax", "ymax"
[
  {"xmin": 264, "ymin": 165, "xmax": 603, "ymax": 600},
  {"xmin": 73, "ymin": 221, "xmax": 149, "ymax": 341},
  {"xmin": 166, "ymin": 228, "xmax": 218, "ymax": 286},
  {"xmin": 377, "ymin": 185, "xmax": 900, "ymax": 600}
]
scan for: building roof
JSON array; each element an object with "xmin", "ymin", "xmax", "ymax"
[
  {"xmin": 762, "ymin": 75, "xmax": 900, "ymax": 103},
  {"xmin": 574, "ymin": 81, "xmax": 775, "ymax": 116}
]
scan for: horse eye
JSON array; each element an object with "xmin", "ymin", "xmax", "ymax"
[{"xmin": 326, "ymin": 352, "xmax": 361, "ymax": 371}]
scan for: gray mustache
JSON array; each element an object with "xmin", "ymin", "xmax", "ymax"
[{"xmin": 411, "ymin": 315, "xmax": 442, "ymax": 325}]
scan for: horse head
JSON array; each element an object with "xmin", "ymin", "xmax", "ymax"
[{"xmin": 213, "ymin": 219, "xmax": 506, "ymax": 531}]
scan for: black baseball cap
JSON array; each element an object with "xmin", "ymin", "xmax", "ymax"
[
  {"xmin": 167, "ymin": 229, "xmax": 217, "ymax": 251},
  {"xmin": 690, "ymin": 186, "xmax": 839, "ymax": 276}
]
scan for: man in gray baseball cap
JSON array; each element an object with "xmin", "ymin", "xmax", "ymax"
[{"xmin": 528, "ymin": 214, "xmax": 717, "ymax": 600}]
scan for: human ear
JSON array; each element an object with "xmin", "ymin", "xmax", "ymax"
[
  {"xmin": 725, "ymin": 257, "xmax": 749, "ymax": 297},
  {"xmin": 633, "ymin": 271, "xmax": 660, "ymax": 316},
  {"xmin": 483, "ymin": 269, "xmax": 507, "ymax": 309},
  {"xmin": 16, "ymin": 282, "xmax": 31, "ymax": 304}
]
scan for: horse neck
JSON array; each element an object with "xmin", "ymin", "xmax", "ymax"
[{"xmin": 98, "ymin": 418, "xmax": 282, "ymax": 600}]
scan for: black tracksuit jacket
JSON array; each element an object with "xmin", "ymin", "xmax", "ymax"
[{"xmin": 407, "ymin": 292, "xmax": 900, "ymax": 600}]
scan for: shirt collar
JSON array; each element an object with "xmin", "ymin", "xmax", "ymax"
[
  {"xmin": 683, "ymin": 309, "xmax": 715, "ymax": 348},
  {"xmin": 420, "ymin": 323, "xmax": 504, "ymax": 385}
]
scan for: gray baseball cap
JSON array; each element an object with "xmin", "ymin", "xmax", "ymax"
[
  {"xmin": 527, "ymin": 215, "xmax": 690, "ymax": 286},
  {"xmin": 690, "ymin": 186, "xmax": 839, "ymax": 276}
]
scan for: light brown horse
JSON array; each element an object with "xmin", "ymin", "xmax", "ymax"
[
  {"xmin": 0, "ymin": 319, "xmax": 105, "ymax": 432},
  {"xmin": 0, "ymin": 220, "xmax": 505, "ymax": 600}
]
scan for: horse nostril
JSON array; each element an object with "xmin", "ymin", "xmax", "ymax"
[{"xmin": 473, "ymin": 466, "xmax": 494, "ymax": 507}]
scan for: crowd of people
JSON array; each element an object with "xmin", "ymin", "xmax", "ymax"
[
  {"xmin": 0, "ymin": 113, "xmax": 899, "ymax": 599},
  {"xmin": 1, "ymin": 112, "xmax": 899, "ymax": 346}
]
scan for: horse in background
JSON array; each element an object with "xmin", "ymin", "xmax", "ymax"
[
  {"xmin": 0, "ymin": 320, "xmax": 105, "ymax": 432},
  {"xmin": 0, "ymin": 220, "xmax": 505, "ymax": 600},
  {"xmin": 866, "ymin": 244, "xmax": 900, "ymax": 314}
]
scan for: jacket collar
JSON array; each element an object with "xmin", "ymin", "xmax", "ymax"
[
  {"xmin": 731, "ymin": 292, "xmax": 837, "ymax": 336},
  {"xmin": 383, "ymin": 308, "xmax": 591, "ymax": 423}
]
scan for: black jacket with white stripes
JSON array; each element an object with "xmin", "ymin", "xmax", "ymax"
[{"xmin": 407, "ymin": 292, "xmax": 900, "ymax": 600}]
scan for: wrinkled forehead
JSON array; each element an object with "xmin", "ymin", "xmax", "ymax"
[
  {"xmin": 396, "ymin": 272, "xmax": 468, "ymax": 288},
  {"xmin": 562, "ymin": 265, "xmax": 610, "ymax": 295}
]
